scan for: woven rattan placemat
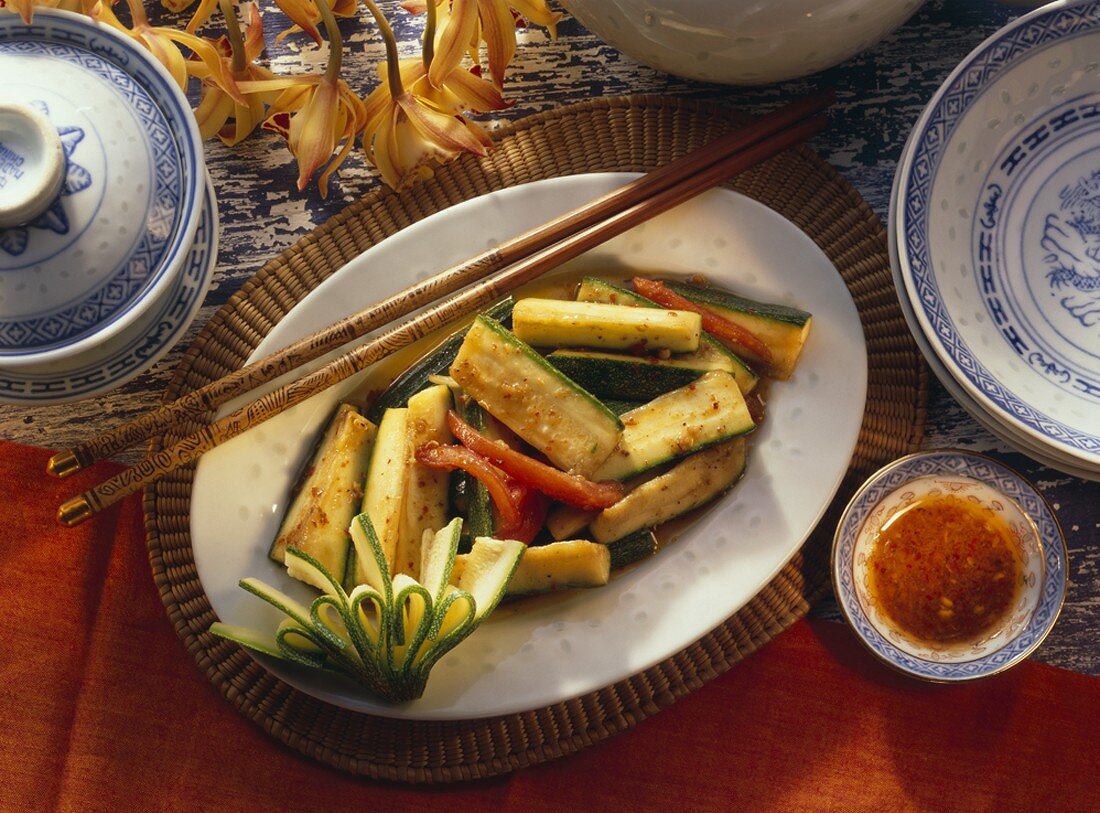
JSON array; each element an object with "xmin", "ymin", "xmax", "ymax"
[{"xmin": 143, "ymin": 96, "xmax": 927, "ymax": 783}]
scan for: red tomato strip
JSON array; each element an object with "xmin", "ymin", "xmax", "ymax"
[
  {"xmin": 499, "ymin": 484, "xmax": 548, "ymax": 544},
  {"xmin": 415, "ymin": 442, "xmax": 521, "ymax": 530},
  {"xmin": 631, "ymin": 277, "xmax": 774, "ymax": 367},
  {"xmin": 447, "ymin": 411, "xmax": 624, "ymax": 510}
]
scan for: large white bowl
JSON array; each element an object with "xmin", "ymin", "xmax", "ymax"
[
  {"xmin": 190, "ymin": 173, "xmax": 868, "ymax": 720},
  {"xmin": 894, "ymin": 0, "xmax": 1100, "ymax": 470},
  {"xmin": 560, "ymin": 0, "xmax": 925, "ymax": 85}
]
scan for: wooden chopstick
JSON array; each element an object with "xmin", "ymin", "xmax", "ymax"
[
  {"xmin": 57, "ymin": 113, "xmax": 828, "ymax": 527},
  {"xmin": 46, "ymin": 91, "xmax": 835, "ymax": 479}
]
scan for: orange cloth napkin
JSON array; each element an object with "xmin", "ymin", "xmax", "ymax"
[{"xmin": 2, "ymin": 439, "xmax": 1097, "ymax": 812}]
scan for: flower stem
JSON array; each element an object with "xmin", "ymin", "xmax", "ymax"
[
  {"xmin": 125, "ymin": 0, "xmax": 148, "ymax": 28},
  {"xmin": 218, "ymin": 0, "xmax": 247, "ymax": 75},
  {"xmin": 362, "ymin": 0, "xmax": 403, "ymax": 96},
  {"xmin": 423, "ymin": 0, "xmax": 437, "ymax": 71},
  {"xmin": 316, "ymin": 0, "xmax": 344, "ymax": 81}
]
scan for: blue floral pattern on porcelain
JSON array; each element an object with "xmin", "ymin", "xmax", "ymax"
[
  {"xmin": 1044, "ymin": 169, "xmax": 1100, "ymax": 326},
  {"xmin": 0, "ymin": 101, "xmax": 93, "ymax": 257},
  {"xmin": 0, "ymin": 10, "xmax": 203, "ymax": 365},
  {"xmin": 897, "ymin": 0, "xmax": 1100, "ymax": 463},
  {"xmin": 0, "ymin": 177, "xmax": 217, "ymax": 404}
]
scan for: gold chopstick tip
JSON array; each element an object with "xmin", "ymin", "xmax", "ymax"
[
  {"xmin": 47, "ymin": 449, "xmax": 82, "ymax": 479},
  {"xmin": 57, "ymin": 496, "xmax": 93, "ymax": 527}
]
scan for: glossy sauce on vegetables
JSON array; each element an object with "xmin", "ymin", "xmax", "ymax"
[{"xmin": 867, "ymin": 494, "xmax": 1022, "ymax": 645}]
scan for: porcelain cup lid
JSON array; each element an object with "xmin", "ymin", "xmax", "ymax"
[{"xmin": 0, "ymin": 10, "xmax": 205, "ymax": 367}]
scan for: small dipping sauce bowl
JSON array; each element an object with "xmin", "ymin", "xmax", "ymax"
[{"xmin": 832, "ymin": 450, "xmax": 1067, "ymax": 682}]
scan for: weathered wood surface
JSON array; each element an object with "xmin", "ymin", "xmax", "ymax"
[{"xmin": 2, "ymin": 0, "xmax": 1096, "ymax": 673}]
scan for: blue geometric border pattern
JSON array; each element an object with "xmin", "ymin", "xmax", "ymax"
[
  {"xmin": 834, "ymin": 452, "xmax": 1067, "ymax": 681},
  {"xmin": 0, "ymin": 185, "xmax": 215, "ymax": 403},
  {"xmin": 900, "ymin": 0, "xmax": 1100, "ymax": 456},
  {"xmin": 0, "ymin": 16, "xmax": 198, "ymax": 354}
]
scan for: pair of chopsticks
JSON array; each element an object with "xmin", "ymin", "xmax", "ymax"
[{"xmin": 55, "ymin": 91, "xmax": 834, "ymax": 527}]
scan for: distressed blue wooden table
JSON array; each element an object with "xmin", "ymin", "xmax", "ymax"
[{"xmin": 3, "ymin": 0, "xmax": 1096, "ymax": 672}]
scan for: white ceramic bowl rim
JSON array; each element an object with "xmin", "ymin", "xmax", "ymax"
[
  {"xmin": 0, "ymin": 9, "xmax": 206, "ymax": 367},
  {"xmin": 832, "ymin": 449, "xmax": 1068, "ymax": 682},
  {"xmin": 894, "ymin": 0, "xmax": 1100, "ymax": 463}
]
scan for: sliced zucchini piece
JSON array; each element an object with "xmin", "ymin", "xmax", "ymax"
[
  {"xmin": 452, "ymin": 539, "xmax": 610, "ymax": 596},
  {"xmin": 455, "ymin": 537, "xmax": 526, "ymax": 620},
  {"xmin": 270, "ymin": 404, "xmax": 377, "ymax": 586},
  {"xmin": 512, "ymin": 298, "xmax": 701, "ymax": 353},
  {"xmin": 576, "ymin": 277, "xmax": 758, "ymax": 393},
  {"xmin": 546, "ymin": 502, "xmax": 598, "ymax": 540},
  {"xmin": 359, "ymin": 408, "xmax": 410, "ymax": 577},
  {"xmin": 605, "ymin": 529, "xmax": 658, "ymax": 570},
  {"xmin": 367, "ymin": 297, "xmax": 515, "ymax": 422},
  {"xmin": 602, "ymin": 398, "xmax": 644, "ymax": 417},
  {"xmin": 590, "ymin": 439, "xmax": 747, "ymax": 543},
  {"xmin": 461, "ymin": 402, "xmax": 496, "ymax": 542},
  {"xmin": 449, "ymin": 316, "xmax": 622, "ymax": 476},
  {"xmin": 547, "ymin": 348, "xmax": 733, "ymax": 402},
  {"xmin": 395, "ymin": 385, "xmax": 453, "ymax": 576},
  {"xmin": 593, "ymin": 370, "xmax": 754, "ymax": 482},
  {"xmin": 662, "ymin": 280, "xmax": 812, "ymax": 379}
]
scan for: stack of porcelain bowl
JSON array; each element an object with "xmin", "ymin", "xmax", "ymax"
[
  {"xmin": 889, "ymin": 0, "xmax": 1100, "ymax": 480},
  {"xmin": 0, "ymin": 9, "xmax": 217, "ymax": 405}
]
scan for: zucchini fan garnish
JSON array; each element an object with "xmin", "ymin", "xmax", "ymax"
[{"xmin": 209, "ymin": 514, "xmax": 524, "ymax": 703}]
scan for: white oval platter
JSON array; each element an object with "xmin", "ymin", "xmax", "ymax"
[{"xmin": 190, "ymin": 173, "xmax": 867, "ymax": 720}]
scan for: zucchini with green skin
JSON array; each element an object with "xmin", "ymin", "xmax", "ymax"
[
  {"xmin": 461, "ymin": 402, "xmax": 496, "ymax": 542},
  {"xmin": 576, "ymin": 277, "xmax": 758, "ymax": 394},
  {"xmin": 602, "ymin": 398, "xmax": 644, "ymax": 417},
  {"xmin": 270, "ymin": 404, "xmax": 377, "ymax": 587},
  {"xmin": 359, "ymin": 407, "xmax": 411, "ymax": 578},
  {"xmin": 512, "ymin": 298, "xmax": 702, "ymax": 353},
  {"xmin": 213, "ymin": 519, "xmax": 525, "ymax": 703},
  {"xmin": 395, "ymin": 385, "xmax": 453, "ymax": 577},
  {"xmin": 449, "ymin": 316, "xmax": 622, "ymax": 477},
  {"xmin": 451, "ymin": 539, "xmax": 611, "ymax": 595},
  {"xmin": 592, "ymin": 370, "xmax": 754, "ymax": 482},
  {"xmin": 367, "ymin": 298, "xmax": 515, "ymax": 422},
  {"xmin": 548, "ymin": 348, "xmax": 737, "ymax": 402},
  {"xmin": 661, "ymin": 280, "xmax": 811, "ymax": 379},
  {"xmin": 591, "ymin": 439, "xmax": 747, "ymax": 543},
  {"xmin": 605, "ymin": 529, "xmax": 658, "ymax": 570}
]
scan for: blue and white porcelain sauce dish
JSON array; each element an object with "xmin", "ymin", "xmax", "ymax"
[
  {"xmin": 0, "ymin": 8, "xmax": 205, "ymax": 368},
  {"xmin": 833, "ymin": 450, "xmax": 1068, "ymax": 682}
]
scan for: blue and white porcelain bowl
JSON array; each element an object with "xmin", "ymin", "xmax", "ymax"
[
  {"xmin": 833, "ymin": 450, "xmax": 1068, "ymax": 682},
  {"xmin": 0, "ymin": 9, "xmax": 205, "ymax": 367},
  {"xmin": 893, "ymin": 0, "xmax": 1100, "ymax": 471},
  {"xmin": 0, "ymin": 173, "xmax": 218, "ymax": 404}
]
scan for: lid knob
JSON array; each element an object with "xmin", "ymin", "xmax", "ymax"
[{"xmin": 0, "ymin": 102, "xmax": 66, "ymax": 229}]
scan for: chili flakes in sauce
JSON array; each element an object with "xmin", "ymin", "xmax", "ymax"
[{"xmin": 867, "ymin": 494, "xmax": 1022, "ymax": 645}]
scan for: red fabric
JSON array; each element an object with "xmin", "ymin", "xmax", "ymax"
[{"xmin": 2, "ymin": 439, "xmax": 1097, "ymax": 812}]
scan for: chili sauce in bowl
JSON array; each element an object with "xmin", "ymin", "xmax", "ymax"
[
  {"xmin": 866, "ymin": 494, "xmax": 1022, "ymax": 647},
  {"xmin": 832, "ymin": 451, "xmax": 1067, "ymax": 682}
]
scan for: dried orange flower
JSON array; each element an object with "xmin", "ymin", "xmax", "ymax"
[
  {"xmin": 359, "ymin": 0, "xmax": 508, "ymax": 191},
  {"xmin": 262, "ymin": 0, "xmax": 366, "ymax": 196},
  {"xmin": 1, "ymin": 0, "xmax": 101, "ymax": 24},
  {"xmin": 405, "ymin": 0, "xmax": 560, "ymax": 88},
  {"xmin": 98, "ymin": 0, "xmax": 230, "ymax": 93},
  {"xmin": 190, "ymin": 1, "xmax": 319, "ymax": 145}
]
